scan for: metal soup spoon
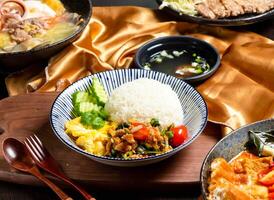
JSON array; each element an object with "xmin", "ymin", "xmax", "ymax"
[{"xmin": 2, "ymin": 138, "xmax": 73, "ymax": 200}]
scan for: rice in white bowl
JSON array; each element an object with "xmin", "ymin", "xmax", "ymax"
[{"xmin": 104, "ymin": 78, "xmax": 183, "ymax": 127}]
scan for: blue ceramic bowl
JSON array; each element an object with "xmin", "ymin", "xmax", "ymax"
[
  {"xmin": 50, "ymin": 69, "xmax": 208, "ymax": 166},
  {"xmin": 134, "ymin": 36, "xmax": 220, "ymax": 84},
  {"xmin": 200, "ymin": 118, "xmax": 274, "ymax": 199}
]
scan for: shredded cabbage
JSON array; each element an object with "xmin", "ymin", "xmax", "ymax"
[
  {"xmin": 38, "ymin": 22, "xmax": 79, "ymax": 44},
  {"xmin": 159, "ymin": 0, "xmax": 201, "ymax": 16}
]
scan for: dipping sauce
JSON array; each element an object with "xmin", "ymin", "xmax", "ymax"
[{"xmin": 143, "ymin": 49, "xmax": 210, "ymax": 78}]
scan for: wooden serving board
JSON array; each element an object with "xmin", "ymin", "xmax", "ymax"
[{"xmin": 0, "ymin": 93, "xmax": 221, "ymax": 190}]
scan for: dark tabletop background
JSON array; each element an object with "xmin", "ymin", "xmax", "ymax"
[{"xmin": 0, "ymin": 1, "xmax": 274, "ymax": 200}]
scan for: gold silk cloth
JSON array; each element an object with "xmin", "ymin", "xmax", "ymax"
[{"xmin": 5, "ymin": 6, "xmax": 274, "ymax": 135}]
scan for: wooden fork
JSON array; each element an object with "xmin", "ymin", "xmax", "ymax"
[{"xmin": 24, "ymin": 134, "xmax": 96, "ymax": 200}]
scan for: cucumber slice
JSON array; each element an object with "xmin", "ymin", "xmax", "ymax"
[
  {"xmin": 72, "ymin": 91, "xmax": 90, "ymax": 106},
  {"xmin": 90, "ymin": 78, "xmax": 108, "ymax": 106},
  {"xmin": 77, "ymin": 102, "xmax": 101, "ymax": 115}
]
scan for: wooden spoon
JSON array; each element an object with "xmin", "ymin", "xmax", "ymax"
[
  {"xmin": 24, "ymin": 134, "xmax": 96, "ymax": 200},
  {"xmin": 2, "ymin": 138, "xmax": 73, "ymax": 200}
]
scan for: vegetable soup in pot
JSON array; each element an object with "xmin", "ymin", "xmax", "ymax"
[{"xmin": 0, "ymin": 0, "xmax": 82, "ymax": 53}]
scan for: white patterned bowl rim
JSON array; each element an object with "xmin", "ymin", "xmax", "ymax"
[{"xmin": 50, "ymin": 69, "xmax": 208, "ymax": 162}]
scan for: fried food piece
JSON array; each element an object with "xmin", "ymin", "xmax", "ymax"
[
  {"xmin": 208, "ymin": 152, "xmax": 271, "ymax": 200},
  {"xmin": 220, "ymin": 0, "xmax": 244, "ymax": 16},
  {"xmin": 196, "ymin": 0, "xmax": 274, "ymax": 19}
]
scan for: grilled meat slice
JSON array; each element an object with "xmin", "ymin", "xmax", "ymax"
[
  {"xmin": 196, "ymin": 0, "xmax": 274, "ymax": 19},
  {"xmin": 195, "ymin": 3, "xmax": 216, "ymax": 19},
  {"xmin": 254, "ymin": 0, "xmax": 274, "ymax": 13},
  {"xmin": 220, "ymin": 0, "xmax": 244, "ymax": 16},
  {"xmin": 207, "ymin": 0, "xmax": 229, "ymax": 18},
  {"xmin": 233, "ymin": 0, "xmax": 256, "ymax": 13},
  {"xmin": 195, "ymin": 0, "xmax": 229, "ymax": 19}
]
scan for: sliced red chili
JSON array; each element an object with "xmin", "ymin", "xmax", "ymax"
[{"xmin": 259, "ymin": 170, "xmax": 274, "ymax": 186}]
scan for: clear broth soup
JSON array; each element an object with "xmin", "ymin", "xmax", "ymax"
[{"xmin": 143, "ymin": 49, "xmax": 210, "ymax": 78}]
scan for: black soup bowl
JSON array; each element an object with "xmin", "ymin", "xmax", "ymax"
[
  {"xmin": 0, "ymin": 0, "xmax": 92, "ymax": 73},
  {"xmin": 134, "ymin": 36, "xmax": 220, "ymax": 84}
]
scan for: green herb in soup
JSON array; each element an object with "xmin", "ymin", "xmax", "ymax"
[
  {"xmin": 175, "ymin": 53, "xmax": 210, "ymax": 77},
  {"xmin": 143, "ymin": 49, "xmax": 210, "ymax": 78}
]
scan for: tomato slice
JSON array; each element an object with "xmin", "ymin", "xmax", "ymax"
[
  {"xmin": 259, "ymin": 169, "xmax": 271, "ymax": 179},
  {"xmin": 131, "ymin": 122, "xmax": 144, "ymax": 126},
  {"xmin": 133, "ymin": 127, "xmax": 149, "ymax": 140},
  {"xmin": 258, "ymin": 166, "xmax": 274, "ymax": 179},
  {"xmin": 131, "ymin": 122, "xmax": 149, "ymax": 141},
  {"xmin": 170, "ymin": 125, "xmax": 188, "ymax": 147},
  {"xmin": 259, "ymin": 170, "xmax": 274, "ymax": 186},
  {"xmin": 269, "ymin": 192, "xmax": 274, "ymax": 200},
  {"xmin": 269, "ymin": 185, "xmax": 274, "ymax": 192}
]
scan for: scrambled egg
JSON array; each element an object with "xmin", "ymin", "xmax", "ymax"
[{"xmin": 65, "ymin": 117, "xmax": 116, "ymax": 156}]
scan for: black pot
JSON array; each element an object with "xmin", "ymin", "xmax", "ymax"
[{"xmin": 0, "ymin": 0, "xmax": 92, "ymax": 74}]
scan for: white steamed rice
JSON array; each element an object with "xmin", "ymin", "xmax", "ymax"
[{"xmin": 104, "ymin": 78, "xmax": 183, "ymax": 127}]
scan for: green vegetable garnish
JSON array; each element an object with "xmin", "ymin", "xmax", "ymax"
[
  {"xmin": 248, "ymin": 130, "xmax": 274, "ymax": 157},
  {"xmin": 80, "ymin": 111, "xmax": 105, "ymax": 129},
  {"xmin": 76, "ymin": 102, "xmax": 101, "ymax": 115},
  {"xmin": 111, "ymin": 149, "xmax": 117, "ymax": 157},
  {"xmin": 144, "ymin": 62, "xmax": 152, "ymax": 70},
  {"xmin": 159, "ymin": 0, "xmax": 199, "ymax": 16},
  {"xmin": 195, "ymin": 56, "xmax": 204, "ymax": 63},
  {"xmin": 143, "ymin": 150, "xmax": 161, "ymax": 154},
  {"xmin": 136, "ymin": 146, "xmax": 146, "ymax": 154},
  {"xmin": 144, "ymin": 143, "xmax": 153, "ymax": 150},
  {"xmin": 161, "ymin": 130, "xmax": 167, "ymax": 136},
  {"xmin": 98, "ymin": 109, "xmax": 109, "ymax": 120},
  {"xmin": 72, "ymin": 91, "xmax": 90, "ymax": 106},
  {"xmin": 166, "ymin": 131, "xmax": 174, "ymax": 139},
  {"xmin": 116, "ymin": 122, "xmax": 130, "ymax": 130},
  {"xmin": 150, "ymin": 118, "xmax": 160, "ymax": 127},
  {"xmin": 71, "ymin": 77, "xmax": 109, "ymax": 128},
  {"xmin": 71, "ymin": 91, "xmax": 98, "ymax": 116},
  {"xmin": 91, "ymin": 117, "xmax": 105, "ymax": 129},
  {"xmin": 195, "ymin": 68, "xmax": 203, "ymax": 74},
  {"xmin": 123, "ymin": 151, "xmax": 133, "ymax": 159},
  {"xmin": 89, "ymin": 78, "xmax": 108, "ymax": 106}
]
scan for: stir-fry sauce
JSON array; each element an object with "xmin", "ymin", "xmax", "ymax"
[{"xmin": 65, "ymin": 118, "xmax": 188, "ymax": 159}]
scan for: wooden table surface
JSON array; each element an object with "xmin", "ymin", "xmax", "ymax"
[{"xmin": 0, "ymin": 0, "xmax": 274, "ymax": 200}]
